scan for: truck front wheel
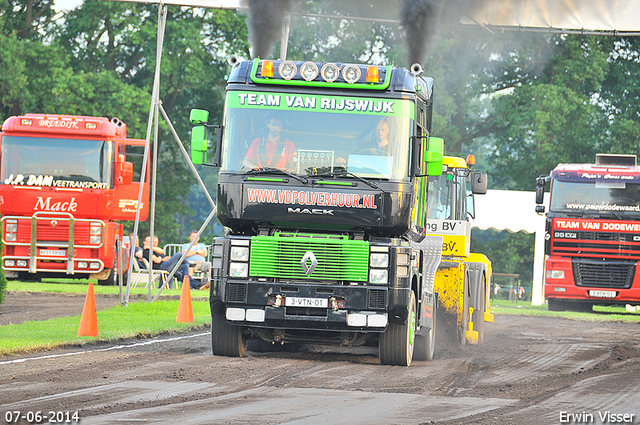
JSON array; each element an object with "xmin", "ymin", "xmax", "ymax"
[
  {"xmin": 379, "ymin": 291, "xmax": 416, "ymax": 366},
  {"xmin": 211, "ymin": 313, "xmax": 246, "ymax": 357},
  {"xmin": 96, "ymin": 267, "xmax": 116, "ymax": 286}
]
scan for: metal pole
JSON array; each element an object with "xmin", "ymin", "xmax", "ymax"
[
  {"xmin": 280, "ymin": 14, "xmax": 291, "ymax": 60},
  {"xmin": 124, "ymin": 4, "xmax": 167, "ymax": 305}
]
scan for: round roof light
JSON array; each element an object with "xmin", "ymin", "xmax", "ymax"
[
  {"xmin": 342, "ymin": 64, "xmax": 362, "ymax": 84},
  {"xmin": 278, "ymin": 61, "xmax": 297, "ymax": 80},
  {"xmin": 320, "ymin": 63, "xmax": 340, "ymax": 82},
  {"xmin": 300, "ymin": 62, "xmax": 319, "ymax": 81}
]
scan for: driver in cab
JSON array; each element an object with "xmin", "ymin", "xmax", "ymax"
[
  {"xmin": 242, "ymin": 114, "xmax": 297, "ymax": 171},
  {"xmin": 359, "ymin": 117, "xmax": 392, "ymax": 155}
]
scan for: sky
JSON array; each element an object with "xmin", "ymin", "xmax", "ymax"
[{"xmin": 53, "ymin": 0, "xmax": 84, "ymax": 12}]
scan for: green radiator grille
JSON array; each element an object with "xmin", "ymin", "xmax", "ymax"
[{"xmin": 249, "ymin": 233, "xmax": 369, "ymax": 281}]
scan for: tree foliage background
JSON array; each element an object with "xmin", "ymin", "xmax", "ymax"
[{"xmin": 2, "ymin": 0, "xmax": 640, "ymax": 287}]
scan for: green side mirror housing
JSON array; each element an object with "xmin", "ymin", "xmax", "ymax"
[
  {"xmin": 425, "ymin": 136, "xmax": 444, "ymax": 176},
  {"xmin": 190, "ymin": 109, "xmax": 209, "ymax": 125},
  {"xmin": 191, "ymin": 125, "xmax": 207, "ymax": 165}
]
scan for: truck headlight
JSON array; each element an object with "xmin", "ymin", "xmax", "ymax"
[
  {"xmin": 90, "ymin": 235, "xmax": 101, "ymax": 244},
  {"xmin": 546, "ymin": 270, "xmax": 565, "ymax": 279},
  {"xmin": 230, "ymin": 246, "xmax": 249, "ymax": 262},
  {"xmin": 369, "ymin": 269, "xmax": 388, "ymax": 284},
  {"xmin": 370, "ymin": 253, "xmax": 388, "ymax": 268},
  {"xmin": 230, "ymin": 262, "xmax": 248, "ymax": 278},
  {"xmin": 396, "ymin": 265, "xmax": 409, "ymax": 278}
]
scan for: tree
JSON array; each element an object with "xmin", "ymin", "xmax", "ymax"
[{"xmin": 57, "ymin": 1, "xmax": 249, "ymax": 242}]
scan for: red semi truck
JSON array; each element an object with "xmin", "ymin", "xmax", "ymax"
[
  {"xmin": 0, "ymin": 114, "xmax": 149, "ymax": 284},
  {"xmin": 535, "ymin": 154, "xmax": 640, "ymax": 311}
]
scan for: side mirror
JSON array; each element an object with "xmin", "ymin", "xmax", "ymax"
[
  {"xmin": 190, "ymin": 109, "xmax": 209, "ymax": 125},
  {"xmin": 535, "ymin": 185, "xmax": 544, "ymax": 204},
  {"xmin": 115, "ymin": 153, "xmax": 133, "ymax": 185},
  {"xmin": 425, "ymin": 136, "xmax": 444, "ymax": 176},
  {"xmin": 535, "ymin": 175, "xmax": 548, "ymax": 204},
  {"xmin": 191, "ymin": 125, "xmax": 208, "ymax": 165},
  {"xmin": 121, "ymin": 162, "xmax": 133, "ymax": 185},
  {"xmin": 190, "ymin": 109, "xmax": 222, "ymax": 167},
  {"xmin": 471, "ymin": 171, "xmax": 488, "ymax": 194},
  {"xmin": 536, "ymin": 205, "xmax": 546, "ymax": 214}
]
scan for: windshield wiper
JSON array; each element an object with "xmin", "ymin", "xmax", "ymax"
[
  {"xmin": 245, "ymin": 168, "xmax": 309, "ymax": 184},
  {"xmin": 314, "ymin": 170, "xmax": 380, "ymax": 190}
]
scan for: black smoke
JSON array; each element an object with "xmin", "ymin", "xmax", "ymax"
[
  {"xmin": 401, "ymin": 0, "xmax": 446, "ymax": 67},
  {"xmin": 243, "ymin": 0, "xmax": 294, "ymax": 59}
]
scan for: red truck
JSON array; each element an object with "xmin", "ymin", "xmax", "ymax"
[
  {"xmin": 535, "ymin": 154, "xmax": 640, "ymax": 311},
  {"xmin": 0, "ymin": 114, "xmax": 149, "ymax": 284}
]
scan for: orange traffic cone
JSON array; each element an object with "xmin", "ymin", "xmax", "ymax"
[
  {"xmin": 176, "ymin": 275, "xmax": 194, "ymax": 323},
  {"xmin": 78, "ymin": 282, "xmax": 99, "ymax": 337}
]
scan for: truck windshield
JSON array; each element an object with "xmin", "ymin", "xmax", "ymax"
[
  {"xmin": 426, "ymin": 174, "xmax": 454, "ymax": 220},
  {"xmin": 1, "ymin": 136, "xmax": 114, "ymax": 189},
  {"xmin": 550, "ymin": 180, "xmax": 640, "ymax": 216},
  {"xmin": 221, "ymin": 91, "xmax": 414, "ymax": 182}
]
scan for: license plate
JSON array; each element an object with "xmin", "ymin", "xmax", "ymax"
[
  {"xmin": 588, "ymin": 290, "xmax": 617, "ymax": 298},
  {"xmin": 39, "ymin": 249, "xmax": 66, "ymax": 257},
  {"xmin": 285, "ymin": 297, "xmax": 328, "ymax": 308}
]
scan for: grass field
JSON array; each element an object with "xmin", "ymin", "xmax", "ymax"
[{"xmin": 0, "ymin": 280, "xmax": 211, "ymax": 356}]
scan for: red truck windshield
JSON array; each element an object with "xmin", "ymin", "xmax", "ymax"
[
  {"xmin": 1, "ymin": 136, "xmax": 114, "ymax": 189},
  {"xmin": 550, "ymin": 180, "xmax": 640, "ymax": 215}
]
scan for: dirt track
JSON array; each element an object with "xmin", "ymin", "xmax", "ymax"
[{"xmin": 1, "ymin": 292, "xmax": 640, "ymax": 424}]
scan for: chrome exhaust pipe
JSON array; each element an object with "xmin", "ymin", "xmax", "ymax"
[{"xmin": 410, "ymin": 63, "xmax": 423, "ymax": 77}]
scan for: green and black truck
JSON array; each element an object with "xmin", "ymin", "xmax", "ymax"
[{"xmin": 190, "ymin": 58, "xmax": 446, "ymax": 366}]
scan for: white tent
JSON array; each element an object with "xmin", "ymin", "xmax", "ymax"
[
  {"xmin": 470, "ymin": 189, "xmax": 549, "ymax": 305},
  {"xmin": 119, "ymin": 0, "xmax": 640, "ymax": 34}
]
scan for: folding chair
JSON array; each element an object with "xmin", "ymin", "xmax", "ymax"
[{"xmin": 130, "ymin": 258, "xmax": 174, "ymax": 289}]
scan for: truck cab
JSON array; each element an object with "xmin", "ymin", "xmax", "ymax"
[
  {"xmin": 192, "ymin": 58, "xmax": 445, "ymax": 365},
  {"xmin": 535, "ymin": 154, "xmax": 640, "ymax": 311},
  {"xmin": 425, "ymin": 155, "xmax": 493, "ymax": 344},
  {"xmin": 0, "ymin": 114, "xmax": 149, "ymax": 284}
]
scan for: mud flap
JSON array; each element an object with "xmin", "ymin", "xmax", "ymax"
[
  {"xmin": 411, "ymin": 235, "xmax": 442, "ymax": 335},
  {"xmin": 465, "ymin": 262, "xmax": 485, "ymax": 345}
]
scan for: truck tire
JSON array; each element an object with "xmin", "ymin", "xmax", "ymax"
[
  {"xmin": 379, "ymin": 291, "xmax": 416, "ymax": 366},
  {"xmin": 97, "ymin": 267, "xmax": 116, "ymax": 286},
  {"xmin": 413, "ymin": 302, "xmax": 436, "ymax": 361},
  {"xmin": 211, "ymin": 313, "xmax": 246, "ymax": 357},
  {"xmin": 471, "ymin": 276, "xmax": 486, "ymax": 345}
]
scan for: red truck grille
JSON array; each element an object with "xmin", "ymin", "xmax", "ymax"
[
  {"xmin": 16, "ymin": 222, "xmax": 92, "ymax": 244},
  {"xmin": 572, "ymin": 258, "xmax": 635, "ymax": 289}
]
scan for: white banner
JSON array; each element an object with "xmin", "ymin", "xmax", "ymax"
[
  {"xmin": 110, "ymin": 0, "xmax": 241, "ymax": 8},
  {"xmin": 110, "ymin": 0, "xmax": 640, "ymax": 33},
  {"xmin": 460, "ymin": 0, "xmax": 640, "ymax": 32}
]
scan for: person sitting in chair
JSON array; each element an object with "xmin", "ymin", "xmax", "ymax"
[
  {"xmin": 143, "ymin": 235, "xmax": 204, "ymax": 289},
  {"xmin": 181, "ymin": 230, "xmax": 211, "ymax": 290}
]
